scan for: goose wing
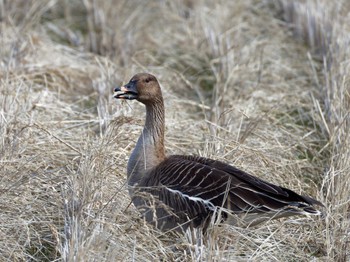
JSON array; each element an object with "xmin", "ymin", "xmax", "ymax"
[
  {"xmin": 143, "ymin": 155, "xmax": 322, "ymax": 228},
  {"xmin": 175, "ymin": 155, "xmax": 323, "ymax": 208}
]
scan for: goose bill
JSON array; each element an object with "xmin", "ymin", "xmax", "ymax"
[{"xmin": 114, "ymin": 86, "xmax": 138, "ymax": 100}]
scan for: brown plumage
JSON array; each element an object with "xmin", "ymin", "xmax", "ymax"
[{"xmin": 114, "ymin": 73, "xmax": 323, "ymax": 232}]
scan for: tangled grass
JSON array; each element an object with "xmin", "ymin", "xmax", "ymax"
[{"xmin": 0, "ymin": 0, "xmax": 349, "ymax": 261}]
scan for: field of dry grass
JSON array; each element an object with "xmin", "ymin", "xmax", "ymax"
[{"xmin": 0, "ymin": 0, "xmax": 349, "ymax": 261}]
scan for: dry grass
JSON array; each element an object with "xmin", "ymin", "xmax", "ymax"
[{"xmin": 0, "ymin": 0, "xmax": 349, "ymax": 261}]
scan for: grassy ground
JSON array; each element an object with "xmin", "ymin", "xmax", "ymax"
[{"xmin": 0, "ymin": 0, "xmax": 349, "ymax": 261}]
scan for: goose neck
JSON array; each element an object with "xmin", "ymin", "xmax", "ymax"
[
  {"xmin": 144, "ymin": 101, "xmax": 165, "ymax": 140},
  {"xmin": 127, "ymin": 99, "xmax": 166, "ymax": 184}
]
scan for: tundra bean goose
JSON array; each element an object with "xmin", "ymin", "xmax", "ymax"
[{"xmin": 114, "ymin": 73, "xmax": 323, "ymax": 232}]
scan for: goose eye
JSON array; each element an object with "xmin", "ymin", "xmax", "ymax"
[{"xmin": 145, "ymin": 78, "xmax": 151, "ymax": 83}]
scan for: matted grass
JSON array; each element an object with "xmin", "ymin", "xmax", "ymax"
[{"xmin": 0, "ymin": 0, "xmax": 349, "ymax": 261}]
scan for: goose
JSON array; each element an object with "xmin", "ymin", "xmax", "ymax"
[{"xmin": 114, "ymin": 73, "xmax": 323, "ymax": 232}]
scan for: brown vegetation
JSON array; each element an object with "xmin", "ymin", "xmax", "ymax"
[{"xmin": 0, "ymin": 0, "xmax": 349, "ymax": 261}]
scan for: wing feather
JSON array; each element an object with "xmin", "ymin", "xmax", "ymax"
[{"xmin": 140, "ymin": 154, "xmax": 322, "ymax": 229}]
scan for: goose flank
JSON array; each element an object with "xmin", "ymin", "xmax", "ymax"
[{"xmin": 114, "ymin": 73, "xmax": 323, "ymax": 232}]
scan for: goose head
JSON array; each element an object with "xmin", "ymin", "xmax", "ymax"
[{"xmin": 114, "ymin": 73, "xmax": 162, "ymax": 105}]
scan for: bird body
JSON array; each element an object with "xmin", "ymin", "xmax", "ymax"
[{"xmin": 114, "ymin": 73, "xmax": 323, "ymax": 232}]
